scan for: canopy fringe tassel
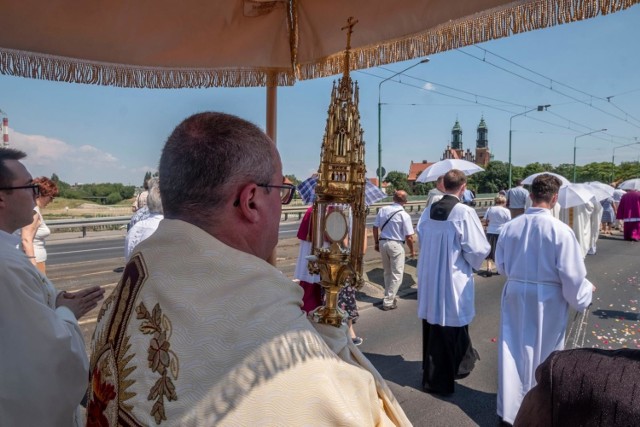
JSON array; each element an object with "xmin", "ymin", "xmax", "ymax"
[
  {"xmin": 0, "ymin": 0, "xmax": 636, "ymax": 88},
  {"xmin": 298, "ymin": 0, "xmax": 639, "ymax": 81}
]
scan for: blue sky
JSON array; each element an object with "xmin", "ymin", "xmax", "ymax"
[{"xmin": 1, "ymin": 6, "xmax": 639, "ymax": 185}]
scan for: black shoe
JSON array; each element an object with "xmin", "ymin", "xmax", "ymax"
[{"xmin": 455, "ymin": 372, "xmax": 471, "ymax": 380}]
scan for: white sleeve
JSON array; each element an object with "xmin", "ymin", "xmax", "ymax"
[
  {"xmin": 557, "ymin": 229, "xmax": 593, "ymax": 311},
  {"xmin": 495, "ymin": 231, "xmax": 506, "ymax": 275},
  {"xmin": 402, "ymin": 212, "xmax": 415, "ymax": 237},
  {"xmin": 0, "ymin": 262, "xmax": 88, "ymax": 426},
  {"xmin": 125, "ymin": 225, "xmax": 141, "ymax": 262},
  {"xmin": 460, "ymin": 210, "xmax": 491, "ymax": 269}
]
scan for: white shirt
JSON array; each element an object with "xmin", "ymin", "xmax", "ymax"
[
  {"xmin": 483, "ymin": 205, "xmax": 511, "ymax": 234},
  {"xmin": 373, "ymin": 203, "xmax": 414, "ymax": 241},
  {"xmin": 0, "ymin": 230, "xmax": 87, "ymax": 427},
  {"xmin": 124, "ymin": 214, "xmax": 163, "ymax": 261},
  {"xmin": 416, "ymin": 201, "xmax": 491, "ymax": 326}
]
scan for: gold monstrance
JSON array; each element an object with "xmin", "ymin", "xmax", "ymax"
[{"xmin": 308, "ymin": 17, "xmax": 367, "ymax": 327}]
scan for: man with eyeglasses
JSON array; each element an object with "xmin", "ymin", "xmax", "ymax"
[
  {"xmin": 0, "ymin": 148, "xmax": 105, "ymax": 426},
  {"xmin": 88, "ymin": 112, "xmax": 409, "ymax": 426}
]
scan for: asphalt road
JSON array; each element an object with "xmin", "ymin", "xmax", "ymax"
[{"xmin": 45, "ymin": 220, "xmax": 637, "ymax": 426}]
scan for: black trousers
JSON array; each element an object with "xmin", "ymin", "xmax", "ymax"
[{"xmin": 422, "ymin": 320, "xmax": 479, "ymax": 394}]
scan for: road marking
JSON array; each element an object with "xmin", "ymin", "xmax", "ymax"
[{"xmin": 50, "ymin": 246, "xmax": 123, "ymax": 256}]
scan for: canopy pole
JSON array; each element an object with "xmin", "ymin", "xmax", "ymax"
[
  {"xmin": 266, "ymin": 83, "xmax": 277, "ymax": 144},
  {"xmin": 266, "ymin": 79, "xmax": 278, "ymax": 266}
]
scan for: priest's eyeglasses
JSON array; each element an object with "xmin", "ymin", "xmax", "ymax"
[
  {"xmin": 257, "ymin": 183, "xmax": 296, "ymax": 205},
  {"xmin": 0, "ymin": 183, "xmax": 41, "ymax": 197}
]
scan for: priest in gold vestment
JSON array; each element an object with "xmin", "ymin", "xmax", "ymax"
[{"xmin": 88, "ymin": 112, "xmax": 410, "ymax": 426}]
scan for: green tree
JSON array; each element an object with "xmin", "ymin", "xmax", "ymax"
[
  {"xmin": 384, "ymin": 171, "xmax": 411, "ymax": 194},
  {"xmin": 616, "ymin": 161, "xmax": 640, "ymax": 182},
  {"xmin": 106, "ymin": 191, "xmax": 122, "ymax": 204},
  {"xmin": 552, "ymin": 164, "xmax": 573, "ymax": 181},
  {"xmin": 473, "ymin": 161, "xmax": 508, "ymax": 193},
  {"xmin": 50, "ymin": 173, "xmax": 60, "ymax": 183}
]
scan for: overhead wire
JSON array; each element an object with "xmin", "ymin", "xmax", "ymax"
[
  {"xmin": 356, "ymin": 67, "xmax": 637, "ymax": 149},
  {"xmin": 461, "ymin": 47, "xmax": 640, "ymax": 129}
]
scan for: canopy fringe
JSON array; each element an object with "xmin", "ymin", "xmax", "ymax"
[
  {"xmin": 0, "ymin": 49, "xmax": 295, "ymax": 88},
  {"xmin": 0, "ymin": 0, "xmax": 636, "ymax": 88},
  {"xmin": 297, "ymin": 0, "xmax": 639, "ymax": 81}
]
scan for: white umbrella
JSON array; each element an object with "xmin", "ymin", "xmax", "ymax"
[
  {"xmin": 522, "ymin": 172, "xmax": 570, "ymax": 186},
  {"xmin": 558, "ymin": 184, "xmax": 595, "ymax": 208},
  {"xmin": 619, "ymin": 178, "xmax": 640, "ymax": 190},
  {"xmin": 585, "ymin": 181, "xmax": 615, "ymax": 201},
  {"xmin": 415, "ymin": 159, "xmax": 484, "ymax": 183}
]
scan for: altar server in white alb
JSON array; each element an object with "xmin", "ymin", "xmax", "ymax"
[
  {"xmin": 0, "ymin": 148, "xmax": 104, "ymax": 427},
  {"xmin": 495, "ymin": 174, "xmax": 594, "ymax": 425},
  {"xmin": 88, "ymin": 112, "xmax": 410, "ymax": 426},
  {"xmin": 417, "ymin": 169, "xmax": 490, "ymax": 395}
]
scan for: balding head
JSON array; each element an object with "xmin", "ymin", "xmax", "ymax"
[{"xmin": 393, "ymin": 190, "xmax": 408, "ymax": 204}]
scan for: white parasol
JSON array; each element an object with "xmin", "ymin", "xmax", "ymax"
[
  {"xmin": 522, "ymin": 172, "xmax": 570, "ymax": 186},
  {"xmin": 558, "ymin": 183, "xmax": 596, "ymax": 208},
  {"xmin": 415, "ymin": 159, "xmax": 484, "ymax": 183},
  {"xmin": 585, "ymin": 181, "xmax": 615, "ymax": 201},
  {"xmin": 619, "ymin": 178, "xmax": 640, "ymax": 190}
]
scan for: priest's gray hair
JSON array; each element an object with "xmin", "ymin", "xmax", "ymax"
[
  {"xmin": 145, "ymin": 178, "xmax": 163, "ymax": 215},
  {"xmin": 159, "ymin": 112, "xmax": 275, "ymax": 219}
]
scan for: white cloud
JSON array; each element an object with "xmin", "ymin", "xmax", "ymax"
[
  {"xmin": 6, "ymin": 128, "xmax": 135, "ymax": 183},
  {"xmin": 422, "ymin": 82, "xmax": 436, "ymax": 91}
]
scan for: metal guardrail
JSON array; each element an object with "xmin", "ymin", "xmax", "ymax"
[
  {"xmin": 48, "ymin": 216, "xmax": 131, "ymax": 237},
  {"xmin": 47, "ymin": 197, "xmax": 495, "ymax": 237}
]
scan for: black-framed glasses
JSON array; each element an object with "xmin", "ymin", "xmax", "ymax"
[
  {"xmin": 0, "ymin": 184, "xmax": 40, "ymax": 197},
  {"xmin": 257, "ymin": 183, "xmax": 296, "ymax": 205}
]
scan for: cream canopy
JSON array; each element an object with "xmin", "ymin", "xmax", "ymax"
[{"xmin": 0, "ymin": 0, "xmax": 637, "ymax": 89}]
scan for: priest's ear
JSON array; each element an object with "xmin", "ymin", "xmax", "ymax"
[{"xmin": 233, "ymin": 183, "xmax": 261, "ymax": 223}]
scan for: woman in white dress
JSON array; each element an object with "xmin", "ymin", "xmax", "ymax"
[{"xmin": 20, "ymin": 176, "xmax": 58, "ymax": 274}]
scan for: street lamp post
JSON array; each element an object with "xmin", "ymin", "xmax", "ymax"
[
  {"xmin": 572, "ymin": 129, "xmax": 607, "ymax": 182},
  {"xmin": 611, "ymin": 139, "xmax": 640, "ymax": 182},
  {"xmin": 508, "ymin": 105, "xmax": 549, "ymax": 189},
  {"xmin": 377, "ymin": 58, "xmax": 429, "ymax": 188}
]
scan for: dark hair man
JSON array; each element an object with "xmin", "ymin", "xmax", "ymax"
[
  {"xmin": 416, "ymin": 169, "xmax": 490, "ymax": 395},
  {"xmin": 88, "ymin": 112, "xmax": 410, "ymax": 425},
  {"xmin": 495, "ymin": 173, "xmax": 594, "ymax": 424}
]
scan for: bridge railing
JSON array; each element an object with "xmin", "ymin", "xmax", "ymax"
[{"xmin": 47, "ymin": 197, "xmax": 495, "ymax": 237}]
